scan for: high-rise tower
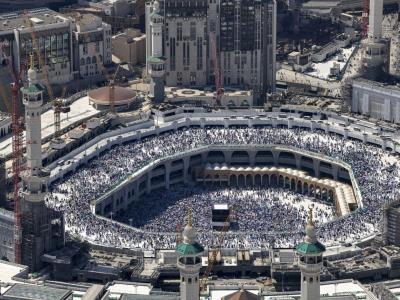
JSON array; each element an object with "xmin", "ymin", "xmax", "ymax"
[
  {"xmin": 20, "ymin": 55, "xmax": 64, "ymax": 271},
  {"xmin": 148, "ymin": 0, "xmax": 165, "ymax": 103},
  {"xmin": 176, "ymin": 209, "xmax": 204, "ymax": 300},
  {"xmin": 296, "ymin": 208, "xmax": 325, "ymax": 300}
]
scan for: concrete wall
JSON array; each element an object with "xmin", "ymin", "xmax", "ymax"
[{"xmin": 352, "ymin": 80, "xmax": 400, "ymax": 123}]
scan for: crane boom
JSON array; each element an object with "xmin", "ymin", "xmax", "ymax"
[
  {"xmin": 210, "ymin": 32, "xmax": 223, "ymax": 107},
  {"xmin": 6, "ymin": 58, "xmax": 25, "ymax": 264}
]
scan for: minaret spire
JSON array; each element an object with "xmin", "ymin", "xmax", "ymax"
[
  {"xmin": 176, "ymin": 206, "xmax": 204, "ymax": 300},
  {"xmin": 296, "ymin": 206, "xmax": 325, "ymax": 300},
  {"xmin": 27, "ymin": 53, "xmax": 38, "ymax": 86},
  {"xmin": 188, "ymin": 206, "xmax": 193, "ymax": 227}
]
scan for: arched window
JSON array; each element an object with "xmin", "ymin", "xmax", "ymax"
[
  {"xmin": 80, "ymin": 58, "xmax": 85, "ymax": 65},
  {"xmin": 86, "ymin": 57, "xmax": 91, "ymax": 64},
  {"xmin": 92, "ymin": 56, "xmax": 97, "ymax": 64},
  {"xmin": 99, "ymin": 55, "xmax": 103, "ymax": 62}
]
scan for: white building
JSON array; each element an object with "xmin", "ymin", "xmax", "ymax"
[
  {"xmin": 352, "ymin": 79, "xmax": 400, "ymax": 123},
  {"xmin": 0, "ymin": 8, "xmax": 74, "ymax": 85},
  {"xmin": 72, "ymin": 13, "xmax": 112, "ymax": 79}
]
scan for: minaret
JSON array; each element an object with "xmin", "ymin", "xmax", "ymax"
[
  {"xmin": 361, "ymin": 0, "xmax": 387, "ymax": 79},
  {"xmin": 23, "ymin": 54, "xmax": 43, "ymax": 177},
  {"xmin": 296, "ymin": 208, "xmax": 325, "ymax": 300},
  {"xmin": 148, "ymin": 0, "xmax": 165, "ymax": 102},
  {"xmin": 368, "ymin": 0, "xmax": 383, "ymax": 41},
  {"xmin": 20, "ymin": 55, "xmax": 64, "ymax": 271},
  {"xmin": 176, "ymin": 208, "xmax": 204, "ymax": 300}
]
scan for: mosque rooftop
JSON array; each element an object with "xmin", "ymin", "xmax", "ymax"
[
  {"xmin": 176, "ymin": 242, "xmax": 204, "ymax": 256},
  {"xmin": 296, "ymin": 241, "xmax": 326, "ymax": 255}
]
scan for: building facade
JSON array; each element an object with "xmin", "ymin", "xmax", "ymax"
[
  {"xmin": 383, "ymin": 199, "xmax": 400, "ymax": 247},
  {"xmin": 72, "ymin": 13, "xmax": 112, "ymax": 79},
  {"xmin": 0, "ymin": 8, "xmax": 74, "ymax": 85},
  {"xmin": 112, "ymin": 28, "xmax": 146, "ymax": 66},
  {"xmin": 0, "ymin": 8, "xmax": 113, "ymax": 86},
  {"xmin": 146, "ymin": 0, "xmax": 276, "ymax": 105},
  {"xmin": 352, "ymin": 79, "xmax": 400, "ymax": 123},
  {"xmin": 0, "ymin": 207, "xmax": 14, "ymax": 261}
]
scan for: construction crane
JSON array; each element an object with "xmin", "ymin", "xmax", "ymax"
[
  {"xmin": 362, "ymin": 0, "xmax": 369, "ymax": 38},
  {"xmin": 199, "ymin": 206, "xmax": 235, "ymax": 291},
  {"xmin": 108, "ymin": 64, "xmax": 122, "ymax": 114},
  {"xmin": 210, "ymin": 32, "xmax": 223, "ymax": 107},
  {"xmin": 53, "ymin": 87, "xmax": 70, "ymax": 140},
  {"xmin": 6, "ymin": 58, "xmax": 25, "ymax": 264}
]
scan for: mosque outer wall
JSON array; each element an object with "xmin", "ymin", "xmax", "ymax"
[{"xmin": 46, "ymin": 111, "xmax": 396, "ymax": 219}]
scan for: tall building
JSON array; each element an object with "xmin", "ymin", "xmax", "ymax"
[
  {"xmin": 145, "ymin": 0, "xmax": 276, "ymax": 105},
  {"xmin": 20, "ymin": 56, "xmax": 64, "ymax": 271},
  {"xmin": 176, "ymin": 209, "xmax": 204, "ymax": 300},
  {"xmin": 296, "ymin": 208, "xmax": 326, "ymax": 300}
]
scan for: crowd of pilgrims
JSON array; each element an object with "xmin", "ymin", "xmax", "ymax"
[
  {"xmin": 119, "ymin": 186, "xmax": 334, "ymax": 233},
  {"xmin": 45, "ymin": 127, "xmax": 400, "ymax": 250}
]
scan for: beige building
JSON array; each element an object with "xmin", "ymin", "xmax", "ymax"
[
  {"xmin": 112, "ymin": 29, "xmax": 146, "ymax": 66},
  {"xmin": 72, "ymin": 13, "xmax": 112, "ymax": 79}
]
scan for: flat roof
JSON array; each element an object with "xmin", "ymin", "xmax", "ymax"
[
  {"xmin": 3, "ymin": 283, "xmax": 72, "ymax": 300},
  {"xmin": 0, "ymin": 95, "xmax": 99, "ymax": 157},
  {"xmin": 353, "ymin": 78, "xmax": 400, "ymax": 93},
  {"xmin": 0, "ymin": 8, "xmax": 69, "ymax": 33},
  {"xmin": 0, "ymin": 261, "xmax": 26, "ymax": 284},
  {"xmin": 108, "ymin": 282, "xmax": 152, "ymax": 296}
]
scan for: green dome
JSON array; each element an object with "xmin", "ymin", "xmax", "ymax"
[
  {"xmin": 176, "ymin": 242, "xmax": 204, "ymax": 256},
  {"xmin": 296, "ymin": 241, "xmax": 326, "ymax": 255}
]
